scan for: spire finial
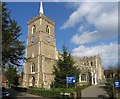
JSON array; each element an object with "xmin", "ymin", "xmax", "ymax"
[{"xmin": 39, "ymin": 0, "xmax": 44, "ymax": 14}]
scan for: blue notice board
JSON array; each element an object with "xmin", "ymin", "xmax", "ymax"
[
  {"xmin": 114, "ymin": 81, "xmax": 120, "ymax": 88},
  {"xmin": 66, "ymin": 76, "xmax": 76, "ymax": 84}
]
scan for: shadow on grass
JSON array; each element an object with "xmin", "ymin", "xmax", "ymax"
[
  {"xmin": 98, "ymin": 95, "xmax": 110, "ymax": 99},
  {"xmin": 98, "ymin": 85, "xmax": 112, "ymax": 98},
  {"xmin": 98, "ymin": 85, "xmax": 108, "ymax": 91}
]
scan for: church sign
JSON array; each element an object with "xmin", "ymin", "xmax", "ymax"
[
  {"xmin": 114, "ymin": 80, "xmax": 120, "ymax": 88},
  {"xmin": 66, "ymin": 76, "xmax": 76, "ymax": 84}
]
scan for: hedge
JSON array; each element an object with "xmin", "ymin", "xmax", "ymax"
[
  {"xmin": 27, "ymin": 88, "xmax": 76, "ymax": 98},
  {"xmin": 10, "ymin": 85, "xmax": 89, "ymax": 98}
]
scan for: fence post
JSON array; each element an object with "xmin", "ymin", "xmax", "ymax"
[{"xmin": 76, "ymin": 90, "xmax": 81, "ymax": 99}]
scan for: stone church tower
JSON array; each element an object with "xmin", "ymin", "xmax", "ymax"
[{"xmin": 23, "ymin": 1, "xmax": 58, "ymax": 88}]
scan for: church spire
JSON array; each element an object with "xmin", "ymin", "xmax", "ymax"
[{"xmin": 39, "ymin": 0, "xmax": 44, "ymax": 14}]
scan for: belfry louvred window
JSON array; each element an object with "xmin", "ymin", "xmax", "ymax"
[
  {"xmin": 32, "ymin": 25, "xmax": 36, "ymax": 34},
  {"xmin": 46, "ymin": 25, "xmax": 50, "ymax": 34}
]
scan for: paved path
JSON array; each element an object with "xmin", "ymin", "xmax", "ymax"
[{"xmin": 81, "ymin": 84, "xmax": 109, "ymax": 98}]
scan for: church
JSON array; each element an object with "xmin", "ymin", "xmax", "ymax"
[{"xmin": 22, "ymin": 1, "xmax": 104, "ymax": 89}]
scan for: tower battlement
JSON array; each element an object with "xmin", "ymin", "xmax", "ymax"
[
  {"xmin": 28, "ymin": 13, "xmax": 55, "ymax": 26},
  {"xmin": 78, "ymin": 55, "xmax": 100, "ymax": 60}
]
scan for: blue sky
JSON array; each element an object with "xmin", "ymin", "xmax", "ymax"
[
  {"xmin": 7, "ymin": 2, "xmax": 118, "ymax": 68},
  {"xmin": 7, "ymin": 2, "xmax": 77, "ymax": 51}
]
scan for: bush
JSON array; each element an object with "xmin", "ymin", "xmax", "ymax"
[
  {"xmin": 51, "ymin": 88, "xmax": 75, "ymax": 93},
  {"xmin": 105, "ymin": 82, "xmax": 113, "ymax": 98},
  {"xmin": 75, "ymin": 84, "xmax": 90, "ymax": 91}
]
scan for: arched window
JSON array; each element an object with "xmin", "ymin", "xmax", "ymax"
[
  {"xmin": 81, "ymin": 74, "xmax": 86, "ymax": 81},
  {"xmin": 29, "ymin": 76, "xmax": 35, "ymax": 87},
  {"xmin": 46, "ymin": 25, "xmax": 50, "ymax": 34},
  {"xmin": 31, "ymin": 63, "xmax": 35, "ymax": 73},
  {"xmin": 32, "ymin": 25, "xmax": 36, "ymax": 34},
  {"xmin": 31, "ymin": 76, "xmax": 35, "ymax": 87},
  {"xmin": 91, "ymin": 62, "xmax": 93, "ymax": 66}
]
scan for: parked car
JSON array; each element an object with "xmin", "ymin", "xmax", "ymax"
[{"xmin": 0, "ymin": 87, "xmax": 10, "ymax": 99}]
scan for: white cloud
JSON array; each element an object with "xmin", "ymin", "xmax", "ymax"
[
  {"xmin": 72, "ymin": 42, "xmax": 119, "ymax": 67},
  {"xmin": 61, "ymin": 3, "xmax": 94, "ymax": 29},
  {"xmin": 61, "ymin": 2, "xmax": 118, "ymax": 44},
  {"xmin": 71, "ymin": 31, "xmax": 99, "ymax": 44},
  {"xmin": 78, "ymin": 26, "xmax": 84, "ymax": 32}
]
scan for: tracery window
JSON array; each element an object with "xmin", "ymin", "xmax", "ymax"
[
  {"xmin": 31, "ymin": 63, "xmax": 35, "ymax": 73},
  {"xmin": 81, "ymin": 74, "xmax": 86, "ymax": 81}
]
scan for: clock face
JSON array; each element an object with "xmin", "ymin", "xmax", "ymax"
[
  {"xmin": 31, "ymin": 37, "xmax": 35, "ymax": 43},
  {"xmin": 46, "ymin": 37, "xmax": 50, "ymax": 43}
]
